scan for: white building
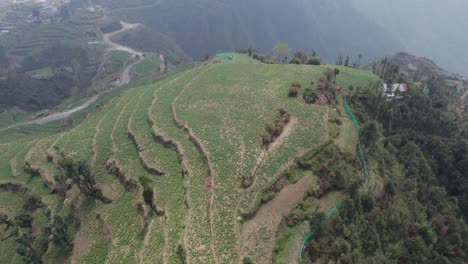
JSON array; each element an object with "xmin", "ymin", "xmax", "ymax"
[{"xmin": 380, "ymin": 83, "xmax": 408, "ymax": 99}]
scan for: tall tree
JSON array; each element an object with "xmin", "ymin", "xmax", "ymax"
[
  {"xmin": 273, "ymin": 43, "xmax": 289, "ymax": 63},
  {"xmin": 344, "ymin": 56, "xmax": 350, "ymax": 67},
  {"xmin": 336, "ymin": 55, "xmax": 343, "ymax": 65},
  {"xmin": 294, "ymin": 51, "xmax": 308, "ymax": 64}
]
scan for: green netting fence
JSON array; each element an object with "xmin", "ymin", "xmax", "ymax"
[
  {"xmin": 299, "ymin": 98, "xmax": 369, "ymax": 263},
  {"xmin": 344, "ymin": 98, "xmax": 360, "ymax": 133},
  {"xmin": 216, "ymin": 53, "xmax": 236, "ymax": 64}
]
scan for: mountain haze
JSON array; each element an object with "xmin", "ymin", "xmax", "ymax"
[
  {"xmin": 353, "ymin": 0, "xmax": 468, "ymax": 77},
  {"xmin": 104, "ymin": 0, "xmax": 402, "ymax": 62}
]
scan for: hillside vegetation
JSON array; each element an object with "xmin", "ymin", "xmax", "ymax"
[{"xmin": 0, "ymin": 55, "xmax": 379, "ymax": 263}]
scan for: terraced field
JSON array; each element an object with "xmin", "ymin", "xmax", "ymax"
[{"xmin": 0, "ymin": 55, "xmax": 378, "ymax": 263}]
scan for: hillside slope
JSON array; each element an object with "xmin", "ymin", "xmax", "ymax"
[{"xmin": 0, "ymin": 56, "xmax": 378, "ymax": 263}]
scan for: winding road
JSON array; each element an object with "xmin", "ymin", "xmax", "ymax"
[
  {"xmin": 1, "ymin": 21, "xmax": 150, "ymax": 131},
  {"xmin": 102, "ymin": 21, "xmax": 145, "ymax": 85}
]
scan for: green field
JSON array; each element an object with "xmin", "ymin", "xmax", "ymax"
[{"xmin": 0, "ymin": 55, "xmax": 378, "ymax": 263}]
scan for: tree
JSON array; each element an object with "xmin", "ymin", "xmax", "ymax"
[
  {"xmin": 360, "ymin": 120, "xmax": 382, "ymax": 152},
  {"xmin": 76, "ymin": 162, "xmax": 100, "ymax": 197},
  {"xmin": 243, "ymin": 257, "xmax": 253, "ymax": 264},
  {"xmin": 303, "ymin": 88, "xmax": 318, "ymax": 104},
  {"xmin": 15, "ymin": 210, "xmax": 32, "ymax": 228},
  {"xmin": 248, "ymin": 46, "xmax": 256, "ymax": 57},
  {"xmin": 358, "ymin": 54, "xmax": 363, "ymax": 66},
  {"xmin": 49, "ymin": 215, "xmax": 72, "ymax": 246},
  {"xmin": 307, "ymin": 56, "xmax": 321, "ymax": 65},
  {"xmin": 334, "ymin": 68, "xmax": 340, "ymax": 84},
  {"xmin": 289, "ymin": 57, "xmax": 302, "ymax": 64},
  {"xmin": 294, "ymin": 51, "xmax": 308, "ymax": 64},
  {"xmin": 16, "ymin": 232, "xmax": 39, "ymax": 263},
  {"xmin": 344, "ymin": 56, "xmax": 350, "ymax": 67},
  {"xmin": 273, "ymin": 43, "xmax": 289, "ymax": 63},
  {"xmin": 336, "ymin": 55, "xmax": 343, "ymax": 65}
]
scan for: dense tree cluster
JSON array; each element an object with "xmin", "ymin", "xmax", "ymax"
[{"xmin": 295, "ymin": 65, "xmax": 468, "ymax": 263}]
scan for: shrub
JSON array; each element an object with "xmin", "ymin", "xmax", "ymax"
[
  {"xmin": 303, "ymin": 88, "xmax": 318, "ymax": 104},
  {"xmin": 288, "ymin": 83, "xmax": 301, "ymax": 97},
  {"xmin": 15, "ymin": 210, "xmax": 32, "ymax": 228},
  {"xmin": 289, "ymin": 57, "xmax": 302, "ymax": 64},
  {"xmin": 243, "ymin": 257, "xmax": 253, "ymax": 264},
  {"xmin": 261, "ymin": 109, "xmax": 291, "ymax": 146},
  {"xmin": 307, "ymin": 56, "xmax": 321, "ymax": 65}
]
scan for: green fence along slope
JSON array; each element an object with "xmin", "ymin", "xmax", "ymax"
[{"xmin": 299, "ymin": 98, "xmax": 369, "ymax": 263}]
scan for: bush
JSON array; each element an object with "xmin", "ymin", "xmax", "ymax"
[
  {"xmin": 303, "ymin": 88, "xmax": 318, "ymax": 104},
  {"xmin": 307, "ymin": 56, "xmax": 321, "ymax": 65},
  {"xmin": 243, "ymin": 257, "xmax": 253, "ymax": 264},
  {"xmin": 288, "ymin": 83, "xmax": 301, "ymax": 97},
  {"xmin": 261, "ymin": 109, "xmax": 291, "ymax": 147},
  {"xmin": 289, "ymin": 57, "xmax": 302, "ymax": 64}
]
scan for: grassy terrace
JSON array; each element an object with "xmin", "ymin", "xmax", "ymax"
[{"xmin": 0, "ymin": 55, "xmax": 378, "ymax": 263}]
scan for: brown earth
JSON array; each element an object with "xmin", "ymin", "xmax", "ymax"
[{"xmin": 240, "ymin": 175, "xmax": 313, "ymax": 263}]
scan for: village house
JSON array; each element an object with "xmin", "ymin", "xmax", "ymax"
[{"xmin": 380, "ymin": 83, "xmax": 408, "ymax": 99}]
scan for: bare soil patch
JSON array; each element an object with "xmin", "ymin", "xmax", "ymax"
[
  {"xmin": 241, "ymin": 175, "xmax": 313, "ymax": 263},
  {"xmin": 97, "ymin": 183, "xmax": 120, "ymax": 201},
  {"xmin": 72, "ymin": 233, "xmax": 93, "ymax": 262},
  {"xmin": 314, "ymin": 94, "xmax": 329, "ymax": 106}
]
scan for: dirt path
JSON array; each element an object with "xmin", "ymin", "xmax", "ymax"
[{"xmin": 240, "ymin": 176, "xmax": 313, "ymax": 264}]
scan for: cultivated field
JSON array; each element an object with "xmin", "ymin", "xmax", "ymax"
[{"xmin": 0, "ymin": 55, "xmax": 378, "ymax": 263}]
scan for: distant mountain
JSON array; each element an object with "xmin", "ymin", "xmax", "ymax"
[
  {"xmin": 382, "ymin": 52, "xmax": 464, "ymax": 84},
  {"xmin": 103, "ymin": 0, "xmax": 403, "ymax": 62},
  {"xmin": 352, "ymin": 0, "xmax": 468, "ymax": 77}
]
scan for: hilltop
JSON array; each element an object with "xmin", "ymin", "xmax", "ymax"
[
  {"xmin": 0, "ymin": 55, "xmax": 379, "ymax": 263},
  {"xmin": 375, "ymin": 52, "xmax": 465, "ymax": 85},
  {"xmin": 1, "ymin": 50, "xmax": 467, "ymax": 264}
]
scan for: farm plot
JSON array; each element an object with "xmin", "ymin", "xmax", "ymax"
[
  {"xmin": 173, "ymin": 62, "xmax": 377, "ymax": 262},
  {"xmin": 173, "ymin": 63, "xmax": 328, "ymax": 262},
  {"xmin": 0, "ymin": 54, "xmax": 379, "ymax": 263},
  {"xmin": 149, "ymin": 66, "xmax": 219, "ymax": 263}
]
